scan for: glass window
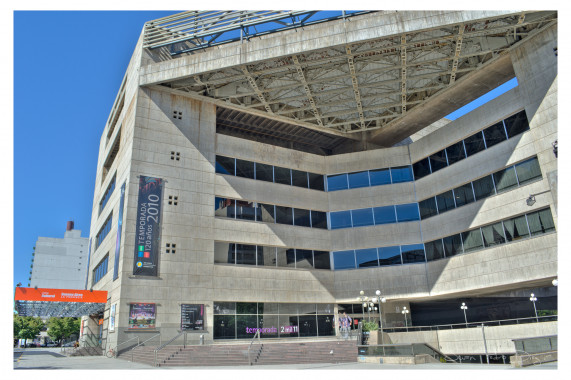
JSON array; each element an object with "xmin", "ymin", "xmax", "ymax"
[
  {"xmin": 461, "ymin": 229, "xmax": 484, "ymax": 253},
  {"xmin": 258, "ymin": 315, "xmax": 279, "ymax": 338},
  {"xmin": 214, "ymin": 302, "xmax": 235, "ymax": 314},
  {"xmin": 355, "ymin": 248, "xmax": 379, "ymax": 268},
  {"xmin": 326, "ymin": 173, "xmax": 348, "ymax": 191},
  {"xmin": 333, "ymin": 250, "xmax": 356, "ymax": 270},
  {"xmin": 279, "ymin": 315, "xmax": 299, "ymax": 338},
  {"xmin": 317, "ymin": 315, "xmax": 335, "ymax": 336},
  {"xmin": 215, "ymin": 155, "xmax": 235, "ymax": 175},
  {"xmin": 316, "ymin": 303, "xmax": 334, "ymax": 315},
  {"xmin": 275, "ymin": 206, "xmax": 293, "ymax": 225},
  {"xmin": 311, "ymin": 210, "xmax": 328, "ymax": 229},
  {"xmin": 298, "ymin": 315, "xmax": 318, "ymax": 337},
  {"xmin": 413, "ymin": 158, "xmax": 431, "ymax": 180},
  {"xmin": 504, "ymin": 110, "xmax": 529, "ymax": 138},
  {"xmin": 424, "ymin": 240, "xmax": 444, "ymax": 261},
  {"xmin": 446, "ymin": 141, "xmax": 466, "ymax": 165},
  {"xmin": 396, "ymin": 203, "xmax": 420, "ymax": 222},
  {"xmin": 464, "ymin": 131, "xmax": 486, "ymax": 156},
  {"xmin": 257, "ymin": 246, "xmax": 276, "ymax": 267},
  {"xmin": 277, "ymin": 248, "xmax": 295, "ymax": 268},
  {"xmin": 308, "ymin": 172, "xmax": 325, "ymax": 191},
  {"xmin": 215, "ymin": 197, "xmax": 236, "ymax": 218},
  {"xmin": 481, "ymin": 222, "xmax": 506, "ymax": 247},
  {"xmin": 213, "ymin": 315, "xmax": 235, "ymax": 339},
  {"xmin": 369, "ymin": 168, "xmax": 391, "ymax": 186},
  {"xmin": 443, "ymin": 234, "xmax": 463, "ymax": 258},
  {"xmin": 279, "ymin": 303, "xmax": 299, "ymax": 314},
  {"xmin": 504, "ymin": 215, "xmax": 530, "ymax": 241},
  {"xmin": 274, "ymin": 166, "xmax": 291, "ymax": 185},
  {"xmin": 236, "ymin": 315, "xmax": 258, "ymax": 339},
  {"xmin": 436, "ymin": 190, "xmax": 456, "ymax": 213},
  {"xmin": 515, "ymin": 157, "xmax": 542, "ymax": 185},
  {"xmin": 527, "ymin": 208, "xmax": 555, "ymax": 236},
  {"xmin": 236, "ymin": 244, "xmax": 257, "ymax": 265},
  {"xmin": 351, "ymin": 208, "xmax": 374, "ymax": 227},
  {"xmin": 391, "ymin": 166, "xmax": 414, "ymax": 183},
  {"xmin": 373, "ymin": 205, "xmax": 397, "ymax": 225},
  {"xmin": 419, "ymin": 197, "xmax": 438, "ymax": 220},
  {"xmin": 255, "ymin": 162, "xmax": 274, "ymax": 182},
  {"xmin": 236, "ymin": 302, "xmax": 257, "ymax": 314},
  {"xmin": 292, "ymin": 169, "xmax": 308, "ymax": 188},
  {"xmin": 256, "ymin": 203, "xmax": 275, "ymax": 223},
  {"xmin": 235, "ymin": 159, "xmax": 255, "ymax": 179},
  {"xmin": 429, "ymin": 150, "xmax": 448, "ymax": 173},
  {"xmin": 378, "ymin": 246, "xmax": 402, "ymax": 266},
  {"xmin": 401, "ymin": 244, "xmax": 426, "ymax": 264},
  {"xmin": 493, "ymin": 166, "xmax": 518, "ymax": 193},
  {"xmin": 454, "ymin": 183, "xmax": 475, "ymax": 207},
  {"xmin": 236, "ymin": 200, "xmax": 256, "ymax": 221},
  {"xmin": 472, "ymin": 175, "xmax": 496, "ymax": 201},
  {"xmin": 348, "ymin": 171, "xmax": 370, "ymax": 189},
  {"xmin": 330, "ymin": 210, "xmax": 352, "ymax": 229},
  {"xmin": 293, "ymin": 208, "xmax": 311, "ymax": 227},
  {"xmin": 313, "ymin": 251, "xmax": 331, "ymax": 269},
  {"xmin": 295, "ymin": 249, "xmax": 313, "ymax": 269},
  {"xmin": 483, "ymin": 121, "xmax": 507, "ymax": 148},
  {"xmin": 258, "ymin": 303, "xmax": 279, "ymax": 314},
  {"xmin": 214, "ymin": 242, "xmax": 235, "ymax": 264}
]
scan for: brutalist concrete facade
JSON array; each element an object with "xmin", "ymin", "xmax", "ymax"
[{"xmin": 85, "ymin": 12, "xmax": 557, "ymax": 351}]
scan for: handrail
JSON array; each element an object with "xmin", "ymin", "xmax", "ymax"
[
  {"xmin": 247, "ymin": 330, "xmax": 262, "ymax": 365},
  {"xmin": 154, "ymin": 331, "xmax": 186, "ymax": 367},
  {"xmin": 110, "ymin": 336, "xmax": 139, "ymax": 359},
  {"xmin": 130, "ymin": 333, "xmax": 161, "ymax": 363}
]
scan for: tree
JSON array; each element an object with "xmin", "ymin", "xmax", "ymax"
[
  {"xmin": 47, "ymin": 317, "xmax": 80, "ymax": 344},
  {"xmin": 14, "ymin": 314, "xmax": 44, "ymax": 345}
]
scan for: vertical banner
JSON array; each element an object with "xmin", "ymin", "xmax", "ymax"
[
  {"xmin": 129, "ymin": 303, "xmax": 156, "ymax": 329},
  {"xmin": 181, "ymin": 304, "xmax": 205, "ymax": 330},
  {"xmin": 133, "ymin": 176, "xmax": 164, "ymax": 276},
  {"xmin": 109, "ymin": 304, "xmax": 116, "ymax": 332},
  {"xmin": 113, "ymin": 182, "xmax": 126, "ymax": 280},
  {"xmin": 84, "ymin": 238, "xmax": 92, "ymax": 290}
]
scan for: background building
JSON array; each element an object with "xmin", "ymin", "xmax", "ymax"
[{"xmin": 83, "ymin": 11, "xmax": 557, "ymax": 356}]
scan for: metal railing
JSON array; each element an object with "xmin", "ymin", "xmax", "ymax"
[
  {"xmin": 109, "ymin": 336, "xmax": 139, "ymax": 359},
  {"xmin": 130, "ymin": 333, "xmax": 161, "ymax": 363},
  {"xmin": 247, "ymin": 330, "xmax": 262, "ymax": 365},
  {"xmin": 357, "ymin": 343, "xmax": 456, "ymax": 363},
  {"xmin": 154, "ymin": 331, "xmax": 186, "ymax": 367}
]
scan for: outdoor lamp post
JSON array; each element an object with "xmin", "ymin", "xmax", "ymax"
[
  {"xmin": 375, "ymin": 290, "xmax": 387, "ymax": 345},
  {"xmin": 357, "ymin": 290, "xmax": 368, "ymax": 323},
  {"xmin": 552, "ymin": 279, "xmax": 558, "ymax": 287},
  {"xmin": 530, "ymin": 293, "xmax": 538, "ymax": 322},
  {"xmin": 402, "ymin": 306, "xmax": 409, "ymax": 332},
  {"xmin": 461, "ymin": 302, "xmax": 468, "ymax": 327}
]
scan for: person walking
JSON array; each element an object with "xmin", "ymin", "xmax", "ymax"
[{"xmin": 339, "ymin": 312, "xmax": 350, "ymax": 340}]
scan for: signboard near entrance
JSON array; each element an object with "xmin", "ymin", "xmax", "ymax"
[
  {"xmin": 129, "ymin": 303, "xmax": 156, "ymax": 329},
  {"xmin": 181, "ymin": 304, "xmax": 204, "ymax": 330}
]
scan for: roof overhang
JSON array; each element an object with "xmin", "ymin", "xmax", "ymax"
[{"xmin": 14, "ymin": 287, "xmax": 108, "ymax": 318}]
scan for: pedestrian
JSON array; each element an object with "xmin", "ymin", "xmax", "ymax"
[{"xmin": 339, "ymin": 312, "xmax": 350, "ymax": 339}]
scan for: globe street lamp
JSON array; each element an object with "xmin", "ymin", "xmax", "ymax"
[
  {"xmin": 357, "ymin": 290, "xmax": 368, "ymax": 323},
  {"xmin": 374, "ymin": 290, "xmax": 387, "ymax": 345},
  {"xmin": 402, "ymin": 306, "xmax": 410, "ymax": 332},
  {"xmin": 530, "ymin": 293, "xmax": 538, "ymax": 322},
  {"xmin": 460, "ymin": 302, "xmax": 468, "ymax": 327}
]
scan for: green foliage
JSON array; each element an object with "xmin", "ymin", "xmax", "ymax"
[
  {"xmin": 13, "ymin": 313, "xmax": 44, "ymax": 341},
  {"xmin": 362, "ymin": 321, "xmax": 379, "ymax": 332},
  {"xmin": 47, "ymin": 317, "xmax": 80, "ymax": 343},
  {"xmin": 537, "ymin": 309, "xmax": 557, "ymax": 316}
]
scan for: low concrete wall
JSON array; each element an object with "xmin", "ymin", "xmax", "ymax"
[{"xmin": 510, "ymin": 351, "xmax": 557, "ymax": 367}]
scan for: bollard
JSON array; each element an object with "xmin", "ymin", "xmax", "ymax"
[{"xmin": 199, "ymin": 335, "xmax": 204, "ymax": 345}]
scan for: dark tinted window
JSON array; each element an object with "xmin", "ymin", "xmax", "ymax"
[
  {"xmin": 351, "ymin": 208, "xmax": 374, "ymax": 227},
  {"xmin": 493, "ymin": 167, "xmax": 518, "ymax": 193},
  {"xmin": 274, "ymin": 166, "xmax": 291, "ymax": 185},
  {"xmin": 236, "ymin": 200, "xmax": 256, "ymax": 221},
  {"xmin": 292, "ymin": 170, "xmax": 308, "ymax": 188},
  {"xmin": 369, "ymin": 168, "xmax": 391, "ymax": 186},
  {"xmin": 483, "ymin": 121, "xmax": 507, "ymax": 148},
  {"xmin": 373, "ymin": 206, "xmax": 396, "ymax": 225},
  {"xmin": 311, "ymin": 210, "xmax": 328, "ymax": 229},
  {"xmin": 293, "ymin": 208, "xmax": 311, "ymax": 227},
  {"xmin": 276, "ymin": 248, "xmax": 295, "ymax": 268},
  {"xmin": 436, "ymin": 190, "xmax": 456, "ymax": 213},
  {"xmin": 443, "ymin": 234, "xmax": 463, "ymax": 258},
  {"xmin": 464, "ymin": 131, "xmax": 486, "ymax": 156},
  {"xmin": 215, "ymin": 197, "xmax": 236, "ymax": 218},
  {"xmin": 275, "ymin": 206, "xmax": 293, "ymax": 225},
  {"xmin": 256, "ymin": 203, "xmax": 275, "ymax": 223},
  {"xmin": 504, "ymin": 215, "xmax": 530, "ymax": 241},
  {"xmin": 257, "ymin": 246, "xmax": 276, "ymax": 267},
  {"xmin": 333, "ymin": 250, "xmax": 356, "ymax": 270},
  {"xmin": 481, "ymin": 222, "xmax": 506, "ymax": 247},
  {"xmin": 256, "ymin": 162, "xmax": 274, "ymax": 182},
  {"xmin": 424, "ymin": 240, "xmax": 444, "ymax": 261},
  {"xmin": 401, "ymin": 244, "xmax": 426, "ymax": 264},
  {"xmin": 313, "ymin": 251, "xmax": 331, "ymax": 269},
  {"xmin": 348, "ymin": 171, "xmax": 370, "ymax": 189},
  {"xmin": 419, "ymin": 197, "xmax": 438, "ymax": 219},
  {"xmin": 295, "ymin": 249, "xmax": 313, "ymax": 269},
  {"xmin": 461, "ymin": 229, "xmax": 484, "ymax": 253},
  {"xmin": 236, "ymin": 244, "xmax": 257, "ymax": 265},
  {"xmin": 473, "ymin": 175, "xmax": 496, "ymax": 200},
  {"xmin": 445, "ymin": 141, "xmax": 466, "ymax": 165},
  {"xmin": 327, "ymin": 174, "xmax": 348, "ymax": 191},
  {"xmin": 235, "ymin": 159, "xmax": 255, "ymax": 179},
  {"xmin": 504, "ymin": 110, "xmax": 529, "ymax": 138},
  {"xmin": 527, "ymin": 208, "xmax": 555, "ymax": 236},
  {"xmin": 330, "ymin": 210, "xmax": 352, "ymax": 229},
  {"xmin": 236, "ymin": 302, "xmax": 257, "ymax": 314},
  {"xmin": 214, "ymin": 315, "xmax": 235, "ymax": 339},
  {"xmin": 355, "ymin": 248, "xmax": 379, "ymax": 268},
  {"xmin": 215, "ymin": 155, "xmax": 235, "ymax": 175},
  {"xmin": 391, "ymin": 166, "xmax": 414, "ymax": 183},
  {"xmin": 378, "ymin": 246, "xmax": 402, "ymax": 266},
  {"xmin": 308, "ymin": 172, "xmax": 325, "ymax": 191},
  {"xmin": 429, "ymin": 150, "xmax": 448, "ymax": 172},
  {"xmin": 453, "ymin": 183, "xmax": 475, "ymax": 207},
  {"xmin": 515, "ymin": 157, "xmax": 542, "ymax": 185},
  {"xmin": 396, "ymin": 203, "xmax": 420, "ymax": 222},
  {"xmin": 413, "ymin": 158, "xmax": 431, "ymax": 180}
]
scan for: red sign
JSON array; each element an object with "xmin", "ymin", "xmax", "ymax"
[{"xmin": 14, "ymin": 287, "xmax": 107, "ymax": 303}]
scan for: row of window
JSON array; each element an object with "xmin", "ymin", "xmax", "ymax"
[
  {"xmin": 215, "ymin": 197, "xmax": 328, "ymax": 229},
  {"xmin": 413, "ymin": 110, "xmax": 530, "ymax": 180},
  {"xmin": 99, "ymin": 174, "xmax": 116, "ymax": 215},
  {"xmin": 332, "ymin": 244, "xmax": 425, "ymax": 270},
  {"xmin": 95, "ymin": 213, "xmax": 113, "ymax": 250},
  {"xmin": 326, "ymin": 166, "xmax": 413, "ymax": 191},
  {"xmin": 330, "ymin": 203, "xmax": 419, "ymax": 230},
  {"xmin": 419, "ymin": 157, "xmax": 542, "ymax": 220},
  {"xmin": 214, "ymin": 243, "xmax": 331, "ymax": 269},
  {"xmin": 92, "ymin": 255, "xmax": 109, "ymax": 285},
  {"xmin": 214, "ymin": 302, "xmax": 334, "ymax": 315}
]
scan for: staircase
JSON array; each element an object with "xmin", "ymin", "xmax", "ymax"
[
  {"xmin": 253, "ymin": 340, "xmax": 357, "ymax": 366},
  {"xmin": 67, "ymin": 346, "xmax": 103, "ymax": 357}
]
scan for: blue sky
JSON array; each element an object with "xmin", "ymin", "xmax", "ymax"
[{"xmin": 12, "ymin": 10, "xmax": 518, "ymax": 291}]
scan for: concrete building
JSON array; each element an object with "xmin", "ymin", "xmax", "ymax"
[
  {"xmin": 84, "ymin": 11, "xmax": 557, "ymax": 356},
  {"xmin": 30, "ymin": 221, "xmax": 89, "ymax": 289}
]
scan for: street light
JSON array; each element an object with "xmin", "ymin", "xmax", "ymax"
[
  {"xmin": 357, "ymin": 290, "xmax": 368, "ymax": 323},
  {"xmin": 460, "ymin": 302, "xmax": 468, "ymax": 327},
  {"xmin": 402, "ymin": 306, "xmax": 410, "ymax": 331},
  {"xmin": 552, "ymin": 279, "xmax": 558, "ymax": 287},
  {"xmin": 374, "ymin": 290, "xmax": 387, "ymax": 344},
  {"xmin": 530, "ymin": 293, "xmax": 538, "ymax": 322}
]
